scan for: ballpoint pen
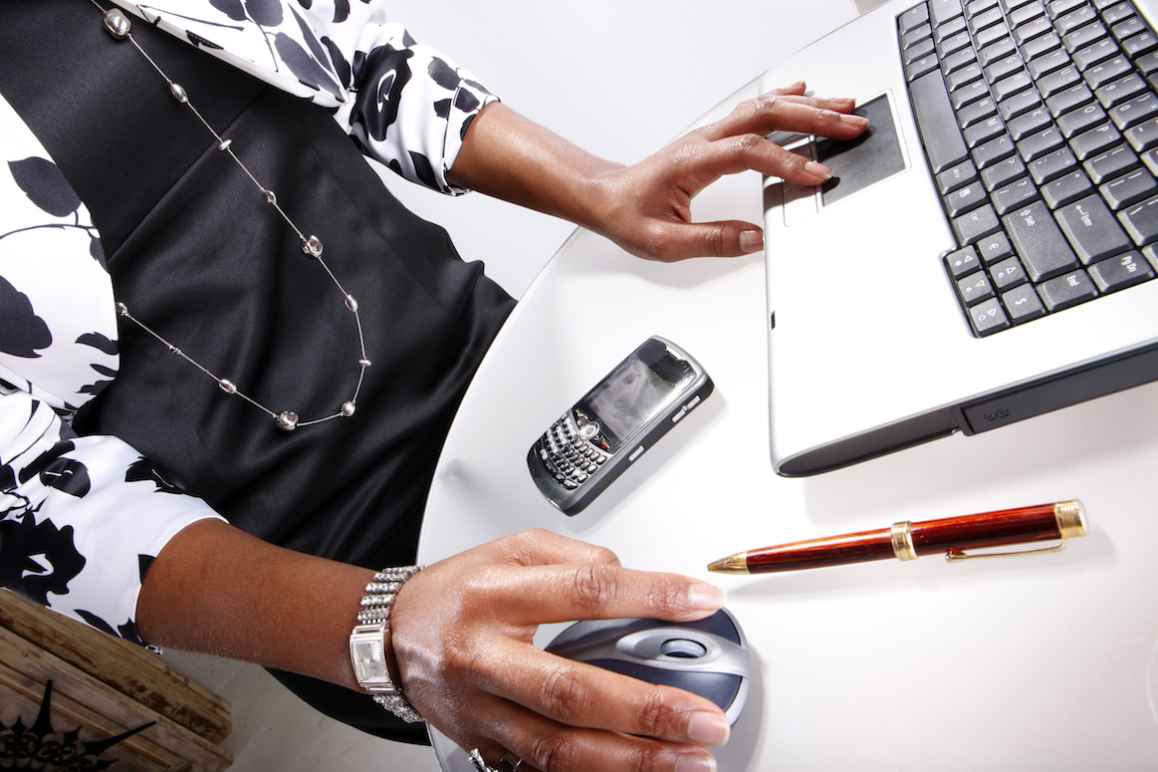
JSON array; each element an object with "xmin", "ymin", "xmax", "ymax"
[{"xmin": 708, "ymin": 500, "xmax": 1087, "ymax": 574}]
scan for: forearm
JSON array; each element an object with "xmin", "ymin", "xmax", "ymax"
[
  {"xmin": 448, "ymin": 103, "xmax": 623, "ymax": 233},
  {"xmin": 137, "ymin": 519, "xmax": 373, "ymax": 691}
]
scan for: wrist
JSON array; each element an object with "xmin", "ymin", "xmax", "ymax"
[{"xmin": 575, "ymin": 161, "xmax": 628, "ymax": 238}]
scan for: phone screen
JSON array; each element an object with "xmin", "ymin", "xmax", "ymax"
[{"xmin": 576, "ymin": 341, "xmax": 695, "ymax": 451}]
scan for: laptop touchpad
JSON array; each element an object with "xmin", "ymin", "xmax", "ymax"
[{"xmin": 816, "ymin": 94, "xmax": 905, "ymax": 207}]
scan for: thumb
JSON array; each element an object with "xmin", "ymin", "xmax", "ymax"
[{"xmin": 650, "ymin": 220, "xmax": 764, "ymax": 261}]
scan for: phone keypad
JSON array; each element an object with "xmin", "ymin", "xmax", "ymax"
[{"xmin": 537, "ymin": 414, "xmax": 609, "ymax": 490}]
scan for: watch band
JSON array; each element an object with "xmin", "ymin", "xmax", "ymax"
[{"xmin": 349, "ymin": 565, "xmax": 423, "ymax": 723}]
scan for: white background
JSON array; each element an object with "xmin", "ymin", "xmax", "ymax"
[{"xmin": 165, "ymin": 1, "xmax": 880, "ymax": 769}]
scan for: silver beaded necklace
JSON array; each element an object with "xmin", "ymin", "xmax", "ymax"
[{"xmin": 91, "ymin": 1, "xmax": 370, "ymax": 433}]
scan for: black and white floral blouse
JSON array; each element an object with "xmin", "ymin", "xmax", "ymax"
[{"xmin": 0, "ymin": 0, "xmax": 495, "ymax": 643}]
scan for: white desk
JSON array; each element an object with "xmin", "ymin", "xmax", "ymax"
[{"xmin": 419, "ymin": 47, "xmax": 1158, "ymax": 772}]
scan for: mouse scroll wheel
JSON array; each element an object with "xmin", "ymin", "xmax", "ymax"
[{"xmin": 660, "ymin": 638, "xmax": 707, "ymax": 659}]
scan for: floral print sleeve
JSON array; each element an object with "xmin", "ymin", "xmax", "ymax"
[{"xmin": 116, "ymin": 1, "xmax": 500, "ymax": 195}]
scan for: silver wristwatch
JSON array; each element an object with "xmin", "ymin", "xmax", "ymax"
[{"xmin": 349, "ymin": 565, "xmax": 423, "ymax": 723}]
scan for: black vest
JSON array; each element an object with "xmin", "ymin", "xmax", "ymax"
[{"xmin": 2, "ymin": 1, "xmax": 514, "ymax": 743}]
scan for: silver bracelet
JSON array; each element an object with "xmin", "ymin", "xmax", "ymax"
[{"xmin": 348, "ymin": 565, "xmax": 423, "ymax": 723}]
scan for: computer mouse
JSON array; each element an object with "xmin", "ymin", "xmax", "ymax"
[{"xmin": 544, "ymin": 608, "xmax": 752, "ymax": 725}]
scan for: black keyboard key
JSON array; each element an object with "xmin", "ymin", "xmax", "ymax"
[
  {"xmin": 945, "ymin": 244, "xmax": 983, "ymax": 277},
  {"xmin": 1122, "ymin": 31, "xmax": 1158, "ymax": 58},
  {"xmin": 1071, "ymin": 122, "xmax": 1122, "ymax": 159},
  {"xmin": 1010, "ymin": 3, "xmax": 1046, "ymax": 27},
  {"xmin": 984, "ymin": 154, "xmax": 1030, "ymax": 188},
  {"xmin": 950, "ymin": 62, "xmax": 985, "ymax": 91},
  {"xmin": 910, "ymin": 71, "xmax": 970, "ymax": 172},
  {"xmin": 960, "ymin": 95, "xmax": 999, "ymax": 127},
  {"xmin": 900, "ymin": 3, "xmax": 931, "ymax": 33},
  {"xmin": 998, "ymin": 89, "xmax": 1043, "ymax": 120},
  {"xmin": 1018, "ymin": 125, "xmax": 1065, "ymax": 160},
  {"xmin": 977, "ymin": 22, "xmax": 1013, "ymax": 49},
  {"xmin": 1004, "ymin": 199, "xmax": 1081, "ymax": 280},
  {"xmin": 954, "ymin": 203, "xmax": 1003, "ymax": 243},
  {"xmin": 903, "ymin": 23, "xmax": 934, "ymax": 48},
  {"xmin": 1003, "ymin": 283, "xmax": 1048, "ymax": 322},
  {"xmin": 1024, "ymin": 32, "xmax": 1064, "ymax": 60},
  {"xmin": 1063, "ymin": 21, "xmax": 1107, "ymax": 52},
  {"xmin": 985, "ymin": 53, "xmax": 1026, "ymax": 83},
  {"xmin": 937, "ymin": 16, "xmax": 970, "ymax": 42},
  {"xmin": 979, "ymin": 229, "xmax": 1016, "ymax": 263},
  {"xmin": 994, "ymin": 71, "xmax": 1034, "ymax": 101},
  {"xmin": 991, "ymin": 254, "xmax": 1029, "ymax": 288},
  {"xmin": 1039, "ymin": 269, "xmax": 1099, "ymax": 309},
  {"xmin": 1072, "ymin": 37, "xmax": 1122, "ymax": 70},
  {"xmin": 946, "ymin": 181, "xmax": 989, "ymax": 215},
  {"xmin": 972, "ymin": 6, "xmax": 1005, "ymax": 30},
  {"xmin": 1110, "ymin": 92, "xmax": 1158, "ymax": 129},
  {"xmin": 1101, "ymin": 167, "xmax": 1157, "ymax": 209},
  {"xmin": 1039, "ymin": 65, "xmax": 1081, "ymax": 98},
  {"xmin": 908, "ymin": 53, "xmax": 942, "ymax": 80},
  {"xmin": 1056, "ymin": 4, "xmax": 1099, "ymax": 35},
  {"xmin": 1143, "ymin": 148, "xmax": 1158, "ymax": 175},
  {"xmin": 1058, "ymin": 102, "xmax": 1107, "ymax": 137},
  {"xmin": 1124, "ymin": 116, "xmax": 1158, "ymax": 152},
  {"xmin": 1096, "ymin": 73, "xmax": 1146, "ymax": 109},
  {"xmin": 954, "ymin": 80, "xmax": 993, "ymax": 109},
  {"xmin": 1135, "ymin": 51, "xmax": 1158, "ymax": 74},
  {"xmin": 930, "ymin": 0, "xmax": 965, "ymax": 25},
  {"xmin": 1083, "ymin": 55, "xmax": 1133, "ymax": 88},
  {"xmin": 1146, "ymin": 243, "xmax": 1158, "ymax": 270},
  {"xmin": 1029, "ymin": 145, "xmax": 1079, "ymax": 183},
  {"xmin": 1047, "ymin": 82, "xmax": 1095, "ymax": 116},
  {"xmin": 939, "ymin": 30, "xmax": 973, "ymax": 59},
  {"xmin": 980, "ymin": 37, "xmax": 1018, "ymax": 67},
  {"xmin": 968, "ymin": 297, "xmax": 1012, "ymax": 334},
  {"xmin": 1119, "ymin": 193, "xmax": 1158, "ymax": 245},
  {"xmin": 1084, "ymin": 144, "xmax": 1139, "ymax": 183},
  {"xmin": 1043, "ymin": 168, "xmax": 1095, "ymax": 206},
  {"xmin": 944, "ymin": 47, "xmax": 980, "ymax": 73},
  {"xmin": 1111, "ymin": 16, "xmax": 1148, "ymax": 43},
  {"xmin": 965, "ymin": 116, "xmax": 1007, "ymax": 147},
  {"xmin": 1055, "ymin": 192, "xmax": 1134, "ymax": 262},
  {"xmin": 957, "ymin": 270, "xmax": 997, "ymax": 305},
  {"xmin": 973, "ymin": 133, "xmax": 1017, "ymax": 167},
  {"xmin": 993, "ymin": 176, "xmax": 1041, "ymax": 212},
  {"xmin": 1016, "ymin": 17, "xmax": 1056, "ymax": 46},
  {"xmin": 1048, "ymin": 0, "xmax": 1086, "ymax": 17},
  {"xmin": 938, "ymin": 159, "xmax": 981, "ymax": 193},
  {"xmin": 1088, "ymin": 250, "xmax": 1155, "ymax": 291},
  {"xmin": 1009, "ymin": 106, "xmax": 1053, "ymax": 140},
  {"xmin": 906, "ymin": 38, "xmax": 938, "ymax": 65},
  {"xmin": 1029, "ymin": 48, "xmax": 1072, "ymax": 79},
  {"xmin": 968, "ymin": 0, "xmax": 1001, "ymax": 17}
]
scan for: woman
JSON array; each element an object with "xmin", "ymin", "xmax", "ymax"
[{"xmin": 0, "ymin": 2, "xmax": 866, "ymax": 769}]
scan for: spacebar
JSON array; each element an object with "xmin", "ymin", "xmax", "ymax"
[{"xmin": 909, "ymin": 71, "xmax": 968, "ymax": 174}]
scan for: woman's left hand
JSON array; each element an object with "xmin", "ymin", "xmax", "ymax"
[{"xmin": 590, "ymin": 81, "xmax": 869, "ymax": 262}]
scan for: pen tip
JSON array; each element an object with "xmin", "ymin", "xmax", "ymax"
[{"xmin": 707, "ymin": 553, "xmax": 749, "ymax": 574}]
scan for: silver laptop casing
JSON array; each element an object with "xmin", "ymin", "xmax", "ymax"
[{"xmin": 764, "ymin": 0, "xmax": 1158, "ymax": 475}]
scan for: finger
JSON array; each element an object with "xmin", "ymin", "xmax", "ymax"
[
  {"xmin": 643, "ymin": 220, "xmax": 764, "ymax": 262},
  {"xmin": 692, "ymin": 134, "xmax": 832, "ymax": 186},
  {"xmin": 705, "ymin": 93, "xmax": 865, "ymax": 140},
  {"xmin": 477, "ymin": 638, "xmax": 730, "ymax": 746},
  {"xmin": 476, "ymin": 563, "xmax": 726, "ymax": 624},
  {"xmin": 485, "ymin": 695, "xmax": 718, "ymax": 772},
  {"xmin": 494, "ymin": 529, "xmax": 622, "ymax": 568},
  {"xmin": 768, "ymin": 80, "xmax": 807, "ymax": 96}
]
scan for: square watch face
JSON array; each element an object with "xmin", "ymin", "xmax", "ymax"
[{"xmin": 352, "ymin": 637, "xmax": 387, "ymax": 682}]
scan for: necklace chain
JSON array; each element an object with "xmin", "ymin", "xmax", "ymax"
[{"xmin": 89, "ymin": 0, "xmax": 370, "ymax": 432}]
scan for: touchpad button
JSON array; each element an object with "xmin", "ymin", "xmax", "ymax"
[{"xmin": 816, "ymin": 93, "xmax": 906, "ymax": 207}]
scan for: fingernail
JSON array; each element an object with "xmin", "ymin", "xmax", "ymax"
[
  {"xmin": 688, "ymin": 711, "xmax": 731, "ymax": 745},
  {"xmin": 675, "ymin": 753, "xmax": 717, "ymax": 772},
  {"xmin": 841, "ymin": 114, "xmax": 869, "ymax": 126},
  {"xmin": 805, "ymin": 161, "xmax": 832, "ymax": 180},
  {"xmin": 688, "ymin": 582, "xmax": 726, "ymax": 611},
  {"xmin": 739, "ymin": 230, "xmax": 763, "ymax": 252}
]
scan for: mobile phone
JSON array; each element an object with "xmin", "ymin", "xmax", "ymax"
[{"xmin": 527, "ymin": 336, "xmax": 714, "ymax": 515}]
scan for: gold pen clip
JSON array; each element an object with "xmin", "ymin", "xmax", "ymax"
[{"xmin": 946, "ymin": 500, "xmax": 1088, "ymax": 562}]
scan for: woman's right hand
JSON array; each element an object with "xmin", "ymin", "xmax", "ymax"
[{"xmin": 390, "ymin": 529, "xmax": 731, "ymax": 771}]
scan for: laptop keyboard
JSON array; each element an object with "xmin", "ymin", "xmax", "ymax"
[{"xmin": 899, "ymin": 0, "xmax": 1158, "ymax": 336}]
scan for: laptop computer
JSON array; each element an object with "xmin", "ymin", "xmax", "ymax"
[{"xmin": 763, "ymin": 0, "xmax": 1158, "ymax": 476}]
